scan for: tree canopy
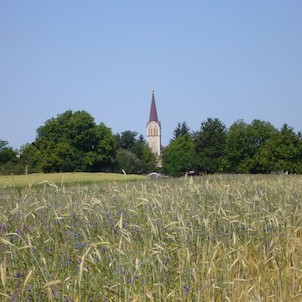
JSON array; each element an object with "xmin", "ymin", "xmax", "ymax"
[
  {"xmin": 193, "ymin": 118, "xmax": 226, "ymax": 173},
  {"xmin": 0, "ymin": 140, "xmax": 16, "ymax": 164},
  {"xmin": 162, "ymin": 133, "xmax": 194, "ymax": 176},
  {"xmin": 0, "ymin": 140, "xmax": 19, "ymax": 174},
  {"xmin": 23, "ymin": 110, "xmax": 116, "ymax": 172},
  {"xmin": 170, "ymin": 121, "xmax": 190, "ymax": 142},
  {"xmin": 161, "ymin": 118, "xmax": 302, "ymax": 176},
  {"xmin": 2, "ymin": 112, "xmax": 302, "ymax": 176},
  {"xmin": 224, "ymin": 120, "xmax": 278, "ymax": 173},
  {"xmin": 115, "ymin": 131, "xmax": 156, "ymax": 173},
  {"xmin": 255, "ymin": 124, "xmax": 302, "ymax": 174}
]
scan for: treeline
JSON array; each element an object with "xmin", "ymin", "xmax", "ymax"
[
  {"xmin": 162, "ymin": 118, "xmax": 302, "ymax": 176},
  {"xmin": 1, "ymin": 110, "xmax": 302, "ymax": 176},
  {"xmin": 0, "ymin": 110, "xmax": 156, "ymax": 175}
]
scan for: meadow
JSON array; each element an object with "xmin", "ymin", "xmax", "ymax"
[
  {"xmin": 1, "ymin": 174, "xmax": 302, "ymax": 301},
  {"xmin": 0, "ymin": 172, "xmax": 146, "ymax": 188}
]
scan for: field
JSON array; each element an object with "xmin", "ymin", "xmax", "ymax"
[
  {"xmin": 1, "ymin": 173, "xmax": 302, "ymax": 301},
  {"xmin": 0, "ymin": 172, "xmax": 146, "ymax": 188}
]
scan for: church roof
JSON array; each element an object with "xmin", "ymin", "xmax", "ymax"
[{"xmin": 148, "ymin": 89, "xmax": 159, "ymax": 123}]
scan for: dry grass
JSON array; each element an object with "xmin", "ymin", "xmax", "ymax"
[{"xmin": 1, "ymin": 174, "xmax": 302, "ymax": 301}]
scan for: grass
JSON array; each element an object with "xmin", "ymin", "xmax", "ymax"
[
  {"xmin": 0, "ymin": 172, "xmax": 147, "ymax": 188},
  {"xmin": 1, "ymin": 174, "xmax": 302, "ymax": 301}
]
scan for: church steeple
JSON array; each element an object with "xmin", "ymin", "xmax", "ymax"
[
  {"xmin": 149, "ymin": 89, "xmax": 159, "ymax": 123},
  {"xmin": 146, "ymin": 89, "xmax": 161, "ymax": 157}
]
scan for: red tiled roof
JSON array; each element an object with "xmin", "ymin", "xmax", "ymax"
[{"xmin": 149, "ymin": 90, "xmax": 159, "ymax": 123}]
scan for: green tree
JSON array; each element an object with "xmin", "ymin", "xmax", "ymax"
[
  {"xmin": 115, "ymin": 130, "xmax": 137, "ymax": 150},
  {"xmin": 116, "ymin": 149, "xmax": 141, "ymax": 173},
  {"xmin": 24, "ymin": 110, "xmax": 116, "ymax": 172},
  {"xmin": 193, "ymin": 118, "xmax": 226, "ymax": 173},
  {"xmin": 224, "ymin": 120, "xmax": 251, "ymax": 173},
  {"xmin": 0, "ymin": 140, "xmax": 17, "ymax": 164},
  {"xmin": 0, "ymin": 140, "xmax": 19, "ymax": 174},
  {"xmin": 170, "ymin": 121, "xmax": 190, "ymax": 142},
  {"xmin": 89, "ymin": 123, "xmax": 117, "ymax": 171},
  {"xmin": 248, "ymin": 120, "xmax": 279, "ymax": 173},
  {"xmin": 224, "ymin": 119, "xmax": 277, "ymax": 173},
  {"xmin": 115, "ymin": 131, "xmax": 156, "ymax": 173},
  {"xmin": 256, "ymin": 124, "xmax": 302, "ymax": 173},
  {"xmin": 162, "ymin": 134, "xmax": 194, "ymax": 176},
  {"xmin": 140, "ymin": 144, "xmax": 157, "ymax": 172}
]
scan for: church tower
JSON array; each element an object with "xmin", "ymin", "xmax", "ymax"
[{"xmin": 147, "ymin": 89, "xmax": 161, "ymax": 156}]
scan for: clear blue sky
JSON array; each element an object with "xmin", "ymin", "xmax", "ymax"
[{"xmin": 1, "ymin": 1, "xmax": 302, "ymax": 149}]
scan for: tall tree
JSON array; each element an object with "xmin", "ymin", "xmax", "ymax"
[
  {"xmin": 193, "ymin": 118, "xmax": 226, "ymax": 173},
  {"xmin": 224, "ymin": 119, "xmax": 277, "ymax": 173},
  {"xmin": 255, "ymin": 124, "xmax": 302, "ymax": 173},
  {"xmin": 249, "ymin": 120, "xmax": 279, "ymax": 173},
  {"xmin": 115, "ymin": 131, "xmax": 156, "ymax": 173},
  {"xmin": 24, "ymin": 110, "xmax": 116, "ymax": 172},
  {"xmin": 162, "ymin": 134, "xmax": 194, "ymax": 176},
  {"xmin": 115, "ymin": 130, "xmax": 138, "ymax": 150},
  {"xmin": 0, "ymin": 140, "xmax": 17, "ymax": 164},
  {"xmin": 116, "ymin": 149, "xmax": 141, "ymax": 174},
  {"xmin": 0, "ymin": 140, "xmax": 19, "ymax": 174},
  {"xmin": 170, "ymin": 122, "xmax": 190, "ymax": 142},
  {"xmin": 224, "ymin": 120, "xmax": 250, "ymax": 173},
  {"xmin": 89, "ymin": 123, "xmax": 117, "ymax": 171}
]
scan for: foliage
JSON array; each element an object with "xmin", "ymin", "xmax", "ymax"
[
  {"xmin": 162, "ymin": 134, "xmax": 194, "ymax": 176},
  {"xmin": 0, "ymin": 140, "xmax": 19, "ymax": 175},
  {"xmin": 193, "ymin": 117, "xmax": 226, "ymax": 173},
  {"xmin": 115, "ymin": 130, "xmax": 138, "ymax": 150},
  {"xmin": 224, "ymin": 119, "xmax": 277, "ymax": 173},
  {"xmin": 170, "ymin": 121, "xmax": 190, "ymax": 142},
  {"xmin": 22, "ymin": 111, "xmax": 116, "ymax": 173},
  {"xmin": 115, "ymin": 131, "xmax": 156, "ymax": 173},
  {"xmin": 116, "ymin": 149, "xmax": 141, "ymax": 173},
  {"xmin": 4, "ymin": 111, "xmax": 302, "ymax": 175},
  {"xmin": 255, "ymin": 124, "xmax": 302, "ymax": 173},
  {"xmin": 0, "ymin": 140, "xmax": 17, "ymax": 164},
  {"xmin": 1, "ymin": 175, "xmax": 302, "ymax": 300},
  {"xmin": 163, "ymin": 118, "xmax": 302, "ymax": 176}
]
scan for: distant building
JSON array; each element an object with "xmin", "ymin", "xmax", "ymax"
[{"xmin": 146, "ymin": 89, "xmax": 162, "ymax": 161}]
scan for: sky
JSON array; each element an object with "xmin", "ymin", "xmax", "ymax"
[{"xmin": 1, "ymin": 1, "xmax": 302, "ymax": 149}]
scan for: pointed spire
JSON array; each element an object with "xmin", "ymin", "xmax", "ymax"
[{"xmin": 149, "ymin": 89, "xmax": 159, "ymax": 123}]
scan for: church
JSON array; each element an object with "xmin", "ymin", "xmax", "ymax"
[{"xmin": 146, "ymin": 89, "xmax": 162, "ymax": 164}]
